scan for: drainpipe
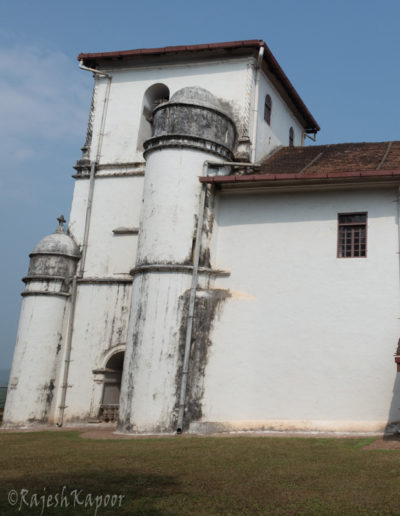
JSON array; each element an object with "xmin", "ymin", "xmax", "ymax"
[
  {"xmin": 79, "ymin": 72, "xmax": 112, "ymax": 275},
  {"xmin": 250, "ymin": 46, "xmax": 264, "ymax": 163},
  {"xmin": 57, "ymin": 66, "xmax": 112, "ymax": 426},
  {"xmin": 395, "ymin": 186, "xmax": 400, "ymax": 371},
  {"xmin": 176, "ymin": 160, "xmax": 258, "ymax": 433}
]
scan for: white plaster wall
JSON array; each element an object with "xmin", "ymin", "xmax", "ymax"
[
  {"xmin": 84, "ymin": 176, "xmax": 143, "ymax": 277},
  {"xmin": 68, "ymin": 179, "xmax": 90, "ymax": 247},
  {"xmin": 200, "ymin": 187, "xmax": 400, "ymax": 432},
  {"xmin": 90, "ymin": 58, "xmax": 252, "ymax": 165},
  {"xmin": 255, "ymin": 71, "xmax": 305, "ymax": 161},
  {"xmin": 63, "ymin": 282, "xmax": 131, "ymax": 422},
  {"xmin": 119, "ymin": 271, "xmax": 192, "ymax": 433},
  {"xmin": 137, "ymin": 148, "xmax": 219, "ymax": 264},
  {"xmin": 3, "ymin": 295, "xmax": 68, "ymax": 427},
  {"xmin": 120, "ymin": 144, "xmax": 225, "ymax": 432}
]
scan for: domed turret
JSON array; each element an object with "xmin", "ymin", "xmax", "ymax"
[
  {"xmin": 32, "ymin": 231, "xmax": 80, "ymax": 258},
  {"xmin": 169, "ymin": 86, "xmax": 230, "ymax": 115},
  {"xmin": 144, "ymin": 85, "xmax": 237, "ymax": 160},
  {"xmin": 3, "ymin": 216, "xmax": 80, "ymax": 428},
  {"xmin": 26, "ymin": 216, "xmax": 80, "ymax": 284}
]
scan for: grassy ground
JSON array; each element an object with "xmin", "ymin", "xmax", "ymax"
[{"xmin": 1, "ymin": 431, "xmax": 400, "ymax": 515}]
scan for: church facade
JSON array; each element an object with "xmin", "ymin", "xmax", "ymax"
[{"xmin": 4, "ymin": 40, "xmax": 400, "ymax": 434}]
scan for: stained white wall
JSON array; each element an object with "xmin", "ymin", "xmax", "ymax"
[
  {"xmin": 63, "ymin": 282, "xmax": 131, "ymax": 422},
  {"xmin": 3, "ymin": 295, "xmax": 69, "ymax": 427},
  {"xmin": 69, "ymin": 176, "xmax": 143, "ymax": 276},
  {"xmin": 120, "ymin": 147, "xmax": 225, "ymax": 433},
  {"xmin": 89, "ymin": 58, "xmax": 252, "ymax": 164},
  {"xmin": 85, "ymin": 176, "xmax": 143, "ymax": 277},
  {"xmin": 199, "ymin": 187, "xmax": 400, "ymax": 432},
  {"xmin": 255, "ymin": 71, "xmax": 305, "ymax": 161}
]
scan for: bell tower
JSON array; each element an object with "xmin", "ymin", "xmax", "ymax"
[{"xmin": 118, "ymin": 87, "xmax": 237, "ymax": 433}]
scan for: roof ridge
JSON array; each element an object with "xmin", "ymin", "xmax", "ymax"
[
  {"xmin": 376, "ymin": 141, "xmax": 393, "ymax": 170},
  {"xmin": 298, "ymin": 151, "xmax": 324, "ymax": 174}
]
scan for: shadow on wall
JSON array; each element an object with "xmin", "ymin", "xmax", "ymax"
[
  {"xmin": 217, "ymin": 189, "xmax": 397, "ymax": 226},
  {"xmin": 386, "ymin": 372, "xmax": 400, "ymax": 435}
]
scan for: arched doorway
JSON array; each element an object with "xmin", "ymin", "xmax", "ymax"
[{"xmin": 99, "ymin": 351, "xmax": 124, "ymax": 423}]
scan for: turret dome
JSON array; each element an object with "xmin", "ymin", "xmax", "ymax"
[
  {"xmin": 169, "ymin": 86, "xmax": 228, "ymax": 115},
  {"xmin": 26, "ymin": 216, "xmax": 80, "ymax": 281},
  {"xmin": 32, "ymin": 232, "xmax": 80, "ymax": 258},
  {"xmin": 31, "ymin": 216, "xmax": 80, "ymax": 258}
]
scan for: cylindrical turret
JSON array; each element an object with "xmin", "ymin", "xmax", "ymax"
[
  {"xmin": 118, "ymin": 87, "xmax": 236, "ymax": 433},
  {"xmin": 3, "ymin": 217, "xmax": 80, "ymax": 427}
]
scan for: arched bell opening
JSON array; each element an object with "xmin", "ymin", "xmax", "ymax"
[
  {"xmin": 98, "ymin": 351, "xmax": 125, "ymax": 423},
  {"xmin": 136, "ymin": 83, "xmax": 170, "ymax": 153}
]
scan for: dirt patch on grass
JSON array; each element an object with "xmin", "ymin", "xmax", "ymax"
[{"xmin": 363, "ymin": 436, "xmax": 400, "ymax": 450}]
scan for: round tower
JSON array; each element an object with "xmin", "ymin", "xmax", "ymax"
[
  {"xmin": 3, "ymin": 217, "xmax": 80, "ymax": 427},
  {"xmin": 118, "ymin": 87, "xmax": 237, "ymax": 433}
]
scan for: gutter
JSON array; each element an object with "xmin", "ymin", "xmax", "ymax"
[{"xmin": 200, "ymin": 169, "xmax": 400, "ymax": 186}]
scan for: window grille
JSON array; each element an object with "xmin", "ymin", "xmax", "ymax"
[{"xmin": 337, "ymin": 213, "xmax": 367, "ymax": 258}]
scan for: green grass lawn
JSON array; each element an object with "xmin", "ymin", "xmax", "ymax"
[{"xmin": 1, "ymin": 431, "xmax": 400, "ymax": 515}]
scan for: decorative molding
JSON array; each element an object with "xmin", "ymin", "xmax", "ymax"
[
  {"xmin": 21, "ymin": 291, "xmax": 70, "ymax": 298},
  {"xmin": 77, "ymin": 277, "xmax": 133, "ymax": 285},
  {"xmin": 130, "ymin": 263, "xmax": 230, "ymax": 276},
  {"xmin": 112, "ymin": 227, "xmax": 139, "ymax": 235}
]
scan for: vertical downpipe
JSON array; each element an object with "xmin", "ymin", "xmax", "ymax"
[
  {"xmin": 176, "ymin": 162, "xmax": 209, "ymax": 433},
  {"xmin": 57, "ymin": 71, "xmax": 112, "ymax": 426},
  {"xmin": 250, "ymin": 46, "xmax": 264, "ymax": 163},
  {"xmin": 397, "ymin": 186, "xmax": 400, "ymax": 282}
]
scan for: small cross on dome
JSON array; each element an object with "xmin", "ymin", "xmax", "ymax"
[{"xmin": 56, "ymin": 215, "xmax": 66, "ymax": 233}]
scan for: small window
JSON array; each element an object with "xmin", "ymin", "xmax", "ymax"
[
  {"xmin": 264, "ymin": 95, "xmax": 272, "ymax": 125},
  {"xmin": 337, "ymin": 213, "xmax": 367, "ymax": 258},
  {"xmin": 289, "ymin": 126, "xmax": 294, "ymax": 147}
]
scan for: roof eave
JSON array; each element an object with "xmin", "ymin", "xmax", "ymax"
[
  {"xmin": 200, "ymin": 169, "xmax": 400, "ymax": 189},
  {"xmin": 77, "ymin": 39, "xmax": 319, "ymax": 133}
]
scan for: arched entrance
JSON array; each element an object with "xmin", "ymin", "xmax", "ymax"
[{"xmin": 99, "ymin": 351, "xmax": 124, "ymax": 423}]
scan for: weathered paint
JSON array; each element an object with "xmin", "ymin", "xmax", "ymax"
[
  {"xmin": 119, "ymin": 88, "xmax": 234, "ymax": 433},
  {"xmin": 60, "ymin": 282, "xmax": 132, "ymax": 424},
  {"xmin": 85, "ymin": 56, "xmax": 304, "ymax": 166},
  {"xmin": 255, "ymin": 70, "xmax": 305, "ymax": 160},
  {"xmin": 3, "ymin": 226, "xmax": 79, "ymax": 427},
  {"xmin": 199, "ymin": 187, "xmax": 400, "ymax": 432},
  {"xmin": 3, "ymin": 294, "xmax": 69, "ymax": 427},
  {"xmin": 10, "ymin": 42, "xmax": 400, "ymax": 436},
  {"xmin": 177, "ymin": 288, "xmax": 231, "ymax": 430}
]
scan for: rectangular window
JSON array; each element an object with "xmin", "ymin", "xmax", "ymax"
[{"xmin": 337, "ymin": 212, "xmax": 367, "ymax": 258}]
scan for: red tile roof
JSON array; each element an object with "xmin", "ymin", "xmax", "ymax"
[
  {"xmin": 77, "ymin": 39, "xmax": 319, "ymax": 133},
  {"xmin": 201, "ymin": 142, "xmax": 400, "ymax": 186},
  {"xmin": 259, "ymin": 141, "xmax": 400, "ymax": 175}
]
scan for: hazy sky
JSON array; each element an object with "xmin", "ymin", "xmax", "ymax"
[{"xmin": 1, "ymin": 0, "xmax": 400, "ymax": 369}]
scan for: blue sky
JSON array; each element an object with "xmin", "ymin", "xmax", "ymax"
[{"xmin": 1, "ymin": 0, "xmax": 400, "ymax": 370}]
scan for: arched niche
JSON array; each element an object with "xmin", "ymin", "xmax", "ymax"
[
  {"xmin": 98, "ymin": 350, "xmax": 125, "ymax": 423},
  {"xmin": 136, "ymin": 83, "xmax": 170, "ymax": 153}
]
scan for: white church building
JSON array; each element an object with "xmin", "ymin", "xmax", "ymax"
[{"xmin": 4, "ymin": 40, "xmax": 400, "ymax": 434}]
